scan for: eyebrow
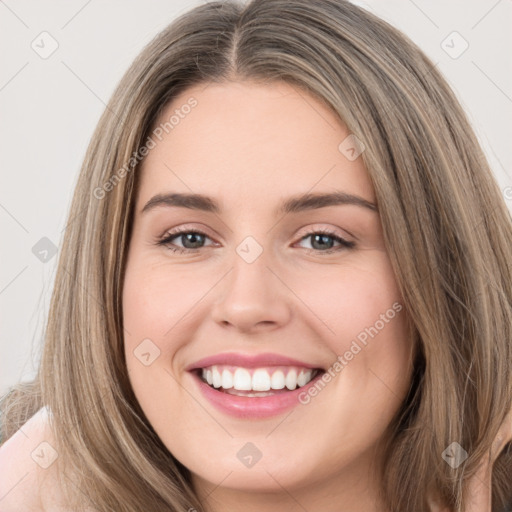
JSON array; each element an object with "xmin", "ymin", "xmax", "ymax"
[{"xmin": 140, "ymin": 191, "xmax": 378, "ymax": 216}]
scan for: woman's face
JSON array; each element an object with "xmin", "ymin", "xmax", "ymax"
[{"xmin": 123, "ymin": 80, "xmax": 415, "ymax": 510}]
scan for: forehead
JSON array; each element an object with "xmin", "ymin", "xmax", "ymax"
[{"xmin": 137, "ymin": 80, "xmax": 375, "ymax": 210}]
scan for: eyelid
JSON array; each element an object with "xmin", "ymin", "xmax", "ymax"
[
  {"xmin": 157, "ymin": 223, "xmax": 356, "ymax": 256},
  {"xmin": 159, "ymin": 223, "xmax": 218, "ymax": 240},
  {"xmin": 155, "ymin": 224, "xmax": 219, "ymax": 254},
  {"xmin": 159, "ymin": 224, "xmax": 353, "ymax": 246},
  {"xmin": 295, "ymin": 223, "xmax": 355, "ymax": 242}
]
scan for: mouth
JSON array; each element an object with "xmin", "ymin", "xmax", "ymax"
[
  {"xmin": 185, "ymin": 352, "xmax": 328, "ymax": 418},
  {"xmin": 193, "ymin": 365, "xmax": 324, "ymax": 397},
  {"xmin": 188, "ymin": 364, "xmax": 327, "ymax": 419}
]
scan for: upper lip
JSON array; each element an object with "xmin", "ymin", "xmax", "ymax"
[{"xmin": 185, "ymin": 352, "xmax": 325, "ymax": 371}]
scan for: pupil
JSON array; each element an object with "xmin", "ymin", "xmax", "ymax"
[
  {"xmin": 183, "ymin": 233, "xmax": 204, "ymax": 249},
  {"xmin": 180, "ymin": 233, "xmax": 335, "ymax": 250},
  {"xmin": 312, "ymin": 234, "xmax": 333, "ymax": 250}
]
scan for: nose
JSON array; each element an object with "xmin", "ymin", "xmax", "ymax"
[{"xmin": 210, "ymin": 249, "xmax": 292, "ymax": 334}]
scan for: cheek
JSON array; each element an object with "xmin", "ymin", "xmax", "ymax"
[
  {"xmin": 122, "ymin": 260, "xmax": 184, "ymax": 396},
  {"xmin": 123, "ymin": 273, "xmax": 171, "ymax": 343},
  {"xmin": 122, "ymin": 257, "xmax": 222, "ymax": 416},
  {"xmin": 289, "ymin": 254, "xmax": 405, "ymax": 351},
  {"xmin": 293, "ymin": 262, "xmax": 412, "ymax": 464},
  {"xmin": 122, "ymin": 259, "xmax": 208, "ymax": 350},
  {"xmin": 293, "ymin": 255, "xmax": 413, "ymax": 404},
  {"xmin": 122, "ymin": 261, "xmax": 193, "ymax": 439}
]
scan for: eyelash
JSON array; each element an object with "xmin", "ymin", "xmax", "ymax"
[{"xmin": 156, "ymin": 227, "xmax": 356, "ymax": 255}]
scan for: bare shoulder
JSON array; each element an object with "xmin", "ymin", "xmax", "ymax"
[{"xmin": 0, "ymin": 407, "xmax": 66, "ymax": 512}]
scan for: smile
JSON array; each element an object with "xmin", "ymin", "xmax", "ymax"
[
  {"xmin": 186, "ymin": 352, "xmax": 327, "ymax": 418},
  {"xmin": 199, "ymin": 365, "xmax": 320, "ymax": 396}
]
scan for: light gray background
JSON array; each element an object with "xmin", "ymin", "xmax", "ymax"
[{"xmin": 1, "ymin": 0, "xmax": 511, "ymax": 396}]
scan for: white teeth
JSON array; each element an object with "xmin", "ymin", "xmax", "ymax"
[
  {"xmin": 271, "ymin": 370, "xmax": 285, "ymax": 389},
  {"xmin": 200, "ymin": 366, "xmax": 317, "ymax": 392},
  {"xmin": 212, "ymin": 366, "xmax": 222, "ymax": 388},
  {"xmin": 252, "ymin": 369, "xmax": 271, "ymax": 391},
  {"xmin": 285, "ymin": 369, "xmax": 298, "ymax": 390},
  {"xmin": 297, "ymin": 370, "xmax": 308, "ymax": 387},
  {"xmin": 225, "ymin": 390, "xmax": 275, "ymax": 397},
  {"xmin": 233, "ymin": 368, "xmax": 252, "ymax": 390},
  {"xmin": 221, "ymin": 369, "xmax": 233, "ymax": 389}
]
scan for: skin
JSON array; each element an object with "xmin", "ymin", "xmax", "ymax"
[
  {"xmin": 0, "ymin": 405, "xmax": 508, "ymax": 511},
  {"xmin": 122, "ymin": 80, "xmax": 415, "ymax": 512},
  {"xmin": 0, "ymin": 80, "xmax": 509, "ymax": 511}
]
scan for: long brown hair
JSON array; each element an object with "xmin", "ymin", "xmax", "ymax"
[{"xmin": 2, "ymin": 1, "xmax": 511, "ymax": 510}]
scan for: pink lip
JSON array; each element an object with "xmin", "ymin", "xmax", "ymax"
[
  {"xmin": 189, "ymin": 369, "xmax": 325, "ymax": 419},
  {"xmin": 185, "ymin": 352, "xmax": 323, "ymax": 371}
]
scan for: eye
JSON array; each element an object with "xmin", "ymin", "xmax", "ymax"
[
  {"xmin": 296, "ymin": 228, "xmax": 355, "ymax": 254},
  {"xmin": 157, "ymin": 229, "xmax": 214, "ymax": 254},
  {"xmin": 156, "ymin": 227, "xmax": 356, "ymax": 255}
]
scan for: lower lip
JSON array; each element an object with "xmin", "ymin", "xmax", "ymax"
[{"xmin": 189, "ymin": 370, "xmax": 325, "ymax": 419}]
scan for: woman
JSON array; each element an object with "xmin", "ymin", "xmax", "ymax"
[{"xmin": 1, "ymin": 0, "xmax": 511, "ymax": 511}]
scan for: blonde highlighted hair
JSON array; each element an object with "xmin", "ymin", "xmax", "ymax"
[{"xmin": 2, "ymin": 0, "xmax": 511, "ymax": 510}]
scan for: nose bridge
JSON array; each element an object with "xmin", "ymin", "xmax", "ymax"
[{"xmin": 210, "ymin": 234, "xmax": 291, "ymax": 331}]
